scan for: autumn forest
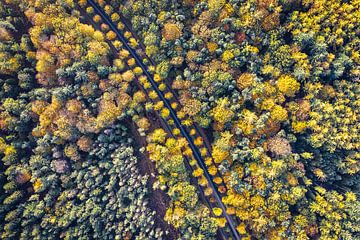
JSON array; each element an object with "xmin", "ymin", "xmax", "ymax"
[{"xmin": 0, "ymin": 0, "xmax": 359, "ymax": 239}]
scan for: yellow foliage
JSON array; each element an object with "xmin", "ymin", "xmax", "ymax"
[
  {"xmin": 345, "ymin": 192, "xmax": 357, "ymax": 202},
  {"xmin": 212, "ymin": 147, "xmax": 229, "ymax": 164},
  {"xmin": 165, "ymin": 92, "xmax": 173, "ymax": 99},
  {"xmin": 118, "ymin": 49, "xmax": 129, "ymax": 59},
  {"xmin": 207, "ymin": 42, "xmax": 218, "ymax": 53},
  {"xmin": 111, "ymin": 13, "xmax": 120, "ymax": 22},
  {"xmin": 173, "ymin": 128, "xmax": 181, "ymax": 136},
  {"xmin": 162, "ymin": 23, "xmax": 182, "ymax": 41},
  {"xmin": 208, "ymin": 0, "xmax": 226, "ymax": 13},
  {"xmin": 146, "ymin": 45, "xmax": 159, "ymax": 57},
  {"xmin": 124, "ymin": 31, "xmax": 132, "ymax": 39},
  {"xmin": 198, "ymin": 177, "xmax": 208, "ymax": 187},
  {"xmin": 154, "ymin": 101, "xmax": 164, "ymax": 111},
  {"xmin": 237, "ymin": 222, "xmax": 247, "ymax": 235},
  {"xmin": 31, "ymin": 100, "xmax": 48, "ymax": 115},
  {"xmin": 210, "ymin": 97, "xmax": 234, "ymax": 124},
  {"xmin": 164, "ymin": 205, "xmax": 186, "ymax": 229},
  {"xmin": 213, "ymin": 207, "xmax": 223, "ymax": 217},
  {"xmin": 193, "ymin": 168, "xmax": 204, "ymax": 177},
  {"xmin": 313, "ymin": 168, "xmax": 326, "ymax": 181},
  {"xmin": 4, "ymin": 145, "xmax": 16, "ymax": 156},
  {"xmin": 276, "ymin": 75, "xmax": 300, "ymax": 97},
  {"xmin": 133, "ymin": 91, "xmax": 146, "ymax": 103},
  {"xmin": 270, "ymin": 105, "xmax": 288, "ymax": 122},
  {"xmin": 161, "ymin": 108, "xmax": 170, "ymax": 118},
  {"xmin": 149, "ymin": 128, "xmax": 167, "ymax": 144},
  {"xmin": 260, "ymin": 98, "xmax": 275, "ymax": 111},
  {"xmin": 154, "ymin": 74, "xmax": 162, "ymax": 82},
  {"xmin": 158, "ymin": 83, "xmax": 166, "ymax": 91},
  {"xmin": 216, "ymin": 217, "xmax": 227, "ymax": 228},
  {"xmin": 33, "ymin": 178, "xmax": 42, "ymax": 192},
  {"xmin": 222, "ymin": 50, "xmax": 235, "ymax": 62},
  {"xmin": 292, "ymin": 121, "xmax": 307, "ymax": 133},
  {"xmin": 208, "ymin": 165, "xmax": 217, "ymax": 176},
  {"xmin": 133, "ymin": 66, "xmax": 143, "ymax": 75}
]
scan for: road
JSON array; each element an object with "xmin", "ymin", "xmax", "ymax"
[
  {"xmin": 84, "ymin": 1, "xmax": 241, "ymax": 239},
  {"xmin": 115, "ymin": 8, "xmax": 234, "ymax": 200}
]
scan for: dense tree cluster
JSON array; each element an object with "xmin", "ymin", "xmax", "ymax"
[
  {"xmin": 114, "ymin": 0, "xmax": 360, "ymax": 238},
  {"xmin": 146, "ymin": 129, "xmax": 219, "ymax": 239},
  {"xmin": 1, "ymin": 0, "xmax": 359, "ymax": 239},
  {"xmin": 0, "ymin": 0, "xmax": 165, "ymax": 239}
]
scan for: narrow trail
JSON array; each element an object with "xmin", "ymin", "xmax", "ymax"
[{"xmin": 84, "ymin": 1, "xmax": 241, "ymax": 239}]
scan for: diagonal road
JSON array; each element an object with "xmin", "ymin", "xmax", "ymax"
[
  {"xmin": 115, "ymin": 8, "xmax": 234, "ymax": 201},
  {"xmin": 85, "ymin": 0, "xmax": 241, "ymax": 239}
]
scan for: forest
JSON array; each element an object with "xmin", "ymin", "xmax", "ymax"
[{"xmin": 0, "ymin": 0, "xmax": 359, "ymax": 239}]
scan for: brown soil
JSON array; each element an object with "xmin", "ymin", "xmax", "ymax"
[{"xmin": 126, "ymin": 117, "xmax": 179, "ymax": 240}]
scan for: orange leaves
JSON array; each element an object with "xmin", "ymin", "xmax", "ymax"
[
  {"xmin": 236, "ymin": 72, "xmax": 255, "ymax": 90},
  {"xmin": 93, "ymin": 14, "xmax": 101, "ymax": 23},
  {"xmin": 193, "ymin": 168, "xmax": 204, "ymax": 178},
  {"xmin": 180, "ymin": 96, "xmax": 202, "ymax": 117},
  {"xmin": 76, "ymin": 136, "xmax": 93, "ymax": 152},
  {"xmin": 66, "ymin": 99, "xmax": 82, "ymax": 114},
  {"xmin": 162, "ymin": 22, "xmax": 182, "ymax": 41},
  {"xmin": 218, "ymin": 186, "xmax": 227, "ymax": 194},
  {"xmin": 15, "ymin": 170, "xmax": 31, "ymax": 185},
  {"xmin": 207, "ymin": 42, "xmax": 218, "ymax": 53},
  {"xmin": 31, "ymin": 100, "xmax": 48, "ymax": 115},
  {"xmin": 121, "ymin": 70, "xmax": 135, "ymax": 82},
  {"xmin": 213, "ymin": 177, "xmax": 223, "ymax": 185},
  {"xmin": 106, "ymin": 30, "xmax": 116, "ymax": 40},
  {"xmin": 78, "ymin": 0, "xmax": 87, "ymax": 7}
]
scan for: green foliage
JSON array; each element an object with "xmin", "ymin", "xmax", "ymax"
[
  {"xmin": 117, "ymin": 0, "xmax": 360, "ymax": 238},
  {"xmin": 0, "ymin": 1, "xmax": 165, "ymax": 239},
  {"xmin": 1, "ymin": 0, "xmax": 359, "ymax": 239}
]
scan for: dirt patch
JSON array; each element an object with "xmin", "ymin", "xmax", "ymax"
[{"xmin": 126, "ymin": 117, "xmax": 179, "ymax": 240}]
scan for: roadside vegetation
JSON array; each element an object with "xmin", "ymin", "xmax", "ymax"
[{"xmin": 0, "ymin": 0, "xmax": 359, "ymax": 239}]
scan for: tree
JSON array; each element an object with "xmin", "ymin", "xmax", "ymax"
[{"xmin": 162, "ymin": 22, "xmax": 182, "ymax": 41}]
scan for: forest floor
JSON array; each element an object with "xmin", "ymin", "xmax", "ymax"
[{"xmin": 126, "ymin": 116, "xmax": 179, "ymax": 240}]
